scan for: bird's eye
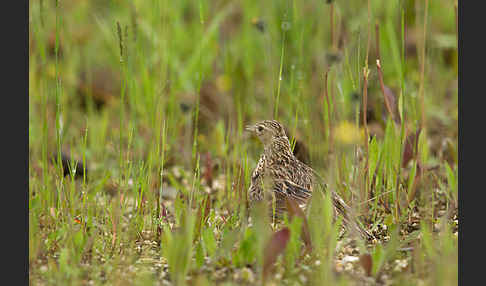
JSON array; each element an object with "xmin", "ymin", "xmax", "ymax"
[{"xmin": 257, "ymin": 126, "xmax": 264, "ymax": 132}]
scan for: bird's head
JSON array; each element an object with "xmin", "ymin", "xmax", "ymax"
[{"xmin": 246, "ymin": 120, "xmax": 287, "ymax": 146}]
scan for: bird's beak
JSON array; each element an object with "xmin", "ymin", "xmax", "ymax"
[{"xmin": 245, "ymin": 124, "xmax": 256, "ymax": 133}]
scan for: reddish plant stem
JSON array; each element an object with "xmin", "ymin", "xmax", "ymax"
[{"xmin": 362, "ymin": 68, "xmax": 370, "ymax": 199}]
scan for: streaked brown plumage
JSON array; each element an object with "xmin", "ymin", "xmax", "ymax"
[{"xmin": 247, "ymin": 120, "xmax": 372, "ymax": 240}]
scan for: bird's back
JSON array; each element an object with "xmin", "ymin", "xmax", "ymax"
[{"xmin": 248, "ymin": 148, "xmax": 315, "ymax": 216}]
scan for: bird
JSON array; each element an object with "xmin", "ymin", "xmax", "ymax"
[{"xmin": 246, "ymin": 119, "xmax": 373, "ymax": 240}]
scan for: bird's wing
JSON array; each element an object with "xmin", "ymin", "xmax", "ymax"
[{"xmin": 272, "ymin": 179, "xmax": 312, "ymax": 205}]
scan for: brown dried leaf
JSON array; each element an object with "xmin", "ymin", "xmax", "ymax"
[
  {"xmin": 161, "ymin": 203, "xmax": 168, "ymax": 223},
  {"xmin": 285, "ymin": 197, "xmax": 312, "ymax": 250},
  {"xmin": 383, "ymin": 86, "xmax": 398, "ymax": 119},
  {"xmin": 359, "ymin": 253, "xmax": 373, "ymax": 276},
  {"xmin": 202, "ymin": 152, "xmax": 213, "ymax": 187},
  {"xmin": 407, "ymin": 162, "xmax": 423, "ymax": 203},
  {"xmin": 402, "ymin": 128, "xmax": 422, "ymax": 168},
  {"xmin": 263, "ymin": 228, "xmax": 290, "ymax": 280}
]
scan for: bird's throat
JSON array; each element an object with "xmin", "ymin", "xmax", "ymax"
[{"xmin": 264, "ymin": 136, "xmax": 293, "ymax": 160}]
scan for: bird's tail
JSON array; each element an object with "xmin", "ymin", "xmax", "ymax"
[
  {"xmin": 312, "ymin": 170, "xmax": 374, "ymax": 241},
  {"xmin": 330, "ymin": 191, "xmax": 374, "ymax": 241}
]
